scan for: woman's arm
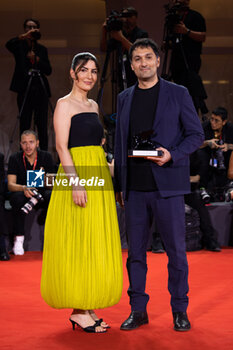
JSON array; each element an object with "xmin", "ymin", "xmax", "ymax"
[
  {"xmin": 54, "ymin": 99, "xmax": 74, "ymax": 172},
  {"xmin": 54, "ymin": 99, "xmax": 87, "ymax": 207}
]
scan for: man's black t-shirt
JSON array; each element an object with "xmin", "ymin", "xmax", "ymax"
[
  {"xmin": 128, "ymin": 80, "xmax": 160, "ymax": 191},
  {"xmin": 171, "ymin": 9, "xmax": 206, "ymax": 73},
  {"xmin": 181, "ymin": 9, "xmax": 206, "ymax": 56},
  {"xmin": 125, "ymin": 26, "xmax": 148, "ymax": 46},
  {"xmin": 8, "ymin": 150, "xmax": 55, "ymax": 185}
]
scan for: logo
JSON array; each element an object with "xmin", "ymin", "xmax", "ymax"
[{"xmin": 27, "ymin": 169, "xmax": 45, "ymax": 187}]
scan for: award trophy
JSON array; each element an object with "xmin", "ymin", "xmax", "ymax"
[{"xmin": 128, "ymin": 130, "xmax": 164, "ymax": 157}]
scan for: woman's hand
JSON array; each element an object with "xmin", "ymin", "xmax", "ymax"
[
  {"xmin": 72, "ymin": 185, "xmax": 87, "ymax": 207},
  {"xmin": 116, "ymin": 192, "xmax": 124, "ymax": 208}
]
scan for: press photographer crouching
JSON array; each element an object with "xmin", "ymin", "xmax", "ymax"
[
  {"xmin": 197, "ymin": 107, "xmax": 233, "ymax": 202},
  {"xmin": 7, "ymin": 130, "xmax": 55, "ymax": 255}
]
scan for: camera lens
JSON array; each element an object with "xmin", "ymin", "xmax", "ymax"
[{"xmin": 31, "ymin": 31, "xmax": 41, "ymax": 40}]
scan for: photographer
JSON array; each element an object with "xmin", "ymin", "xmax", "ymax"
[
  {"xmin": 7, "ymin": 130, "xmax": 55, "ymax": 255},
  {"xmin": 197, "ymin": 107, "xmax": 233, "ymax": 200},
  {"xmin": 167, "ymin": 1, "xmax": 206, "ymax": 112},
  {"xmin": 101, "ymin": 7, "xmax": 148, "ymax": 88},
  {"xmin": 6, "ymin": 18, "xmax": 52, "ymax": 150}
]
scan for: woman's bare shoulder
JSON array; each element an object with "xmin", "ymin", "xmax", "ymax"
[
  {"xmin": 57, "ymin": 94, "xmax": 72, "ymax": 106},
  {"xmin": 55, "ymin": 94, "xmax": 74, "ymax": 113},
  {"xmin": 88, "ymin": 99, "xmax": 99, "ymax": 113}
]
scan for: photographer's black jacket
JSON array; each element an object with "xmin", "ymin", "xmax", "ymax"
[
  {"xmin": 180, "ymin": 9, "xmax": 206, "ymax": 56},
  {"xmin": 123, "ymin": 26, "xmax": 148, "ymax": 87},
  {"xmin": 124, "ymin": 26, "xmax": 148, "ymax": 46},
  {"xmin": 5, "ymin": 37, "xmax": 52, "ymax": 96},
  {"xmin": 202, "ymin": 121, "xmax": 233, "ymax": 144},
  {"xmin": 171, "ymin": 8, "xmax": 206, "ymax": 74}
]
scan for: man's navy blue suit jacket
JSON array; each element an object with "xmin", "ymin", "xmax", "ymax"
[{"xmin": 114, "ymin": 77, "xmax": 204, "ymax": 198}]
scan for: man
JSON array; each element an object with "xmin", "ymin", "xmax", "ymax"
[
  {"xmin": 198, "ymin": 107, "xmax": 233, "ymax": 199},
  {"xmin": 6, "ymin": 18, "xmax": 52, "ymax": 150},
  {"xmin": 101, "ymin": 7, "xmax": 148, "ymax": 88},
  {"xmin": 169, "ymin": 0, "xmax": 207, "ymax": 113},
  {"xmin": 7, "ymin": 130, "xmax": 55, "ymax": 255},
  {"xmin": 114, "ymin": 38, "xmax": 204, "ymax": 331}
]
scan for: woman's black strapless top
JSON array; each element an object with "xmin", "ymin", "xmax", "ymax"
[{"xmin": 68, "ymin": 112, "xmax": 104, "ymax": 149}]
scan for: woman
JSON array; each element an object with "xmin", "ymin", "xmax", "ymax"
[{"xmin": 41, "ymin": 53, "xmax": 123, "ymax": 333}]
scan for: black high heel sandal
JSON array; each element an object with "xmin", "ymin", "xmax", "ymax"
[
  {"xmin": 95, "ymin": 318, "xmax": 110, "ymax": 329},
  {"xmin": 69, "ymin": 318, "xmax": 107, "ymax": 333}
]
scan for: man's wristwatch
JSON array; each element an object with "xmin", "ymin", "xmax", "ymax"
[{"xmin": 186, "ymin": 29, "xmax": 191, "ymax": 36}]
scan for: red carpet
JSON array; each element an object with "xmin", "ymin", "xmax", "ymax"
[{"xmin": 1, "ymin": 249, "xmax": 233, "ymax": 350}]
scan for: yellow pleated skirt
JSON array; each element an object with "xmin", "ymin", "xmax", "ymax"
[{"xmin": 40, "ymin": 146, "xmax": 123, "ymax": 309}]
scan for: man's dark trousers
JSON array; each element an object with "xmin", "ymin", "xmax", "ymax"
[
  {"xmin": 124, "ymin": 190, "xmax": 189, "ymax": 313},
  {"xmin": 10, "ymin": 190, "xmax": 51, "ymax": 235},
  {"xmin": 17, "ymin": 86, "xmax": 49, "ymax": 151}
]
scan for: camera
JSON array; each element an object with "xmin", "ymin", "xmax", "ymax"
[
  {"xmin": 31, "ymin": 30, "xmax": 41, "ymax": 40},
  {"xmin": 28, "ymin": 69, "xmax": 41, "ymax": 77},
  {"xmin": 199, "ymin": 187, "xmax": 210, "ymax": 204},
  {"xmin": 21, "ymin": 189, "xmax": 44, "ymax": 214},
  {"xmin": 210, "ymin": 140, "xmax": 226, "ymax": 170},
  {"xmin": 225, "ymin": 181, "xmax": 233, "ymax": 202},
  {"xmin": 225, "ymin": 189, "xmax": 233, "ymax": 202},
  {"xmin": 106, "ymin": 10, "xmax": 131, "ymax": 32},
  {"xmin": 164, "ymin": 1, "xmax": 187, "ymax": 32}
]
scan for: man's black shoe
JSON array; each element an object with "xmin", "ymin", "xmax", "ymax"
[
  {"xmin": 206, "ymin": 245, "xmax": 221, "ymax": 252},
  {"xmin": 120, "ymin": 311, "xmax": 148, "ymax": 330},
  {"xmin": 0, "ymin": 251, "xmax": 10, "ymax": 261},
  {"xmin": 205, "ymin": 239, "xmax": 221, "ymax": 252},
  {"xmin": 151, "ymin": 236, "xmax": 165, "ymax": 253},
  {"xmin": 173, "ymin": 312, "xmax": 191, "ymax": 331}
]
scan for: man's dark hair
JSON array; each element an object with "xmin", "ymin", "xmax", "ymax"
[
  {"xmin": 71, "ymin": 52, "xmax": 99, "ymax": 73},
  {"xmin": 212, "ymin": 107, "xmax": 228, "ymax": 121},
  {"xmin": 21, "ymin": 129, "xmax": 38, "ymax": 140},
  {"xmin": 122, "ymin": 7, "xmax": 138, "ymax": 17},
  {"xmin": 129, "ymin": 38, "xmax": 159, "ymax": 62},
  {"xmin": 23, "ymin": 18, "xmax": 40, "ymax": 29}
]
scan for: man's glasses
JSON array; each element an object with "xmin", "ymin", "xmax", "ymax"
[
  {"xmin": 210, "ymin": 117, "xmax": 222, "ymax": 124},
  {"xmin": 26, "ymin": 25, "xmax": 38, "ymax": 30}
]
